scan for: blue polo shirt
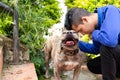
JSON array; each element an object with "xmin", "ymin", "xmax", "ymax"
[{"xmin": 79, "ymin": 5, "xmax": 120, "ymax": 54}]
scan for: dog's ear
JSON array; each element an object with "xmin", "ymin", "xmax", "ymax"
[
  {"xmin": 62, "ymin": 27, "xmax": 67, "ymax": 32},
  {"xmin": 74, "ymin": 49, "xmax": 79, "ymax": 54},
  {"xmin": 61, "ymin": 46, "xmax": 63, "ymax": 50}
]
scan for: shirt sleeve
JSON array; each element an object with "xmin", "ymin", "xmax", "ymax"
[
  {"xmin": 79, "ymin": 40, "xmax": 100, "ymax": 54},
  {"xmin": 92, "ymin": 5, "xmax": 120, "ymax": 47}
]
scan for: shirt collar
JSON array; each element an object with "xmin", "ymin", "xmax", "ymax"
[{"xmin": 94, "ymin": 8, "xmax": 102, "ymax": 30}]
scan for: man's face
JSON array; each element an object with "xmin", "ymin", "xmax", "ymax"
[
  {"xmin": 71, "ymin": 14, "xmax": 97, "ymax": 37},
  {"xmin": 72, "ymin": 22, "xmax": 95, "ymax": 36}
]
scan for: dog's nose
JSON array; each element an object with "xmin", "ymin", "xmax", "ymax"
[{"xmin": 67, "ymin": 32, "xmax": 72, "ymax": 35}]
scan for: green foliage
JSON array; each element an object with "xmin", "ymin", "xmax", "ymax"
[
  {"xmin": 87, "ymin": 53, "xmax": 100, "ymax": 59},
  {"xmin": 80, "ymin": 34, "xmax": 90, "ymax": 42},
  {"xmin": 65, "ymin": 0, "xmax": 75, "ymax": 8},
  {"xmin": 18, "ymin": 0, "xmax": 61, "ymax": 49},
  {"xmin": 0, "ymin": 14, "xmax": 13, "ymax": 37},
  {"xmin": 65, "ymin": 0, "xmax": 120, "ymax": 12},
  {"xmin": 30, "ymin": 50, "xmax": 45, "ymax": 79},
  {"xmin": 18, "ymin": 0, "xmax": 61, "ymax": 79},
  {"xmin": 0, "ymin": 0, "xmax": 61, "ymax": 79}
]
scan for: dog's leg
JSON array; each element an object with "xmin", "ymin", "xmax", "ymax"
[
  {"xmin": 73, "ymin": 65, "xmax": 81, "ymax": 80},
  {"xmin": 44, "ymin": 52, "xmax": 51, "ymax": 78},
  {"xmin": 52, "ymin": 64, "xmax": 62, "ymax": 80}
]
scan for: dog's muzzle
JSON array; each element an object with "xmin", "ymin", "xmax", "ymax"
[
  {"xmin": 61, "ymin": 31, "xmax": 79, "ymax": 55},
  {"xmin": 62, "ymin": 33, "xmax": 78, "ymax": 47},
  {"xmin": 62, "ymin": 32, "xmax": 78, "ymax": 47}
]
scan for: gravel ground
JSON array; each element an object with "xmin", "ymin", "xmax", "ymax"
[
  {"xmin": 62, "ymin": 65, "xmax": 120, "ymax": 80},
  {"xmin": 44, "ymin": 61, "xmax": 120, "ymax": 80},
  {"xmin": 44, "ymin": 64, "xmax": 103, "ymax": 80},
  {"xmin": 62, "ymin": 65, "xmax": 102, "ymax": 80}
]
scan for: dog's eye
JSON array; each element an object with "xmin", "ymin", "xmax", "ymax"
[
  {"xmin": 73, "ymin": 32, "xmax": 77, "ymax": 33},
  {"xmin": 63, "ymin": 32, "xmax": 67, "ymax": 34}
]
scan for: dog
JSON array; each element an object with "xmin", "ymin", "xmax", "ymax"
[{"xmin": 44, "ymin": 30, "xmax": 85, "ymax": 80}]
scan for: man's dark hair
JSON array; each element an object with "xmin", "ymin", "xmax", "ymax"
[{"xmin": 64, "ymin": 8, "xmax": 91, "ymax": 30}]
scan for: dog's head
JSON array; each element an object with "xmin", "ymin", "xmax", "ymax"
[{"xmin": 61, "ymin": 30, "xmax": 79, "ymax": 51}]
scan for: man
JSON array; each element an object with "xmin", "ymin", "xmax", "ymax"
[{"xmin": 64, "ymin": 5, "xmax": 120, "ymax": 80}]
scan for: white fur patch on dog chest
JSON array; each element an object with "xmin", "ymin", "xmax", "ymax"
[
  {"xmin": 64, "ymin": 61, "xmax": 79, "ymax": 65},
  {"xmin": 59, "ymin": 61, "xmax": 79, "ymax": 70}
]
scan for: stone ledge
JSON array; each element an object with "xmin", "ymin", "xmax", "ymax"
[
  {"xmin": 0, "ymin": 47, "xmax": 3, "ymax": 80},
  {"xmin": 2, "ymin": 63, "xmax": 38, "ymax": 80}
]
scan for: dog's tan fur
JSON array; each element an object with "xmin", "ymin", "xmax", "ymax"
[{"xmin": 44, "ymin": 30, "xmax": 85, "ymax": 80}]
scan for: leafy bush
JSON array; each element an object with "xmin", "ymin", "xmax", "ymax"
[
  {"xmin": 0, "ymin": 14, "xmax": 13, "ymax": 37},
  {"xmin": 0, "ymin": 0, "xmax": 61, "ymax": 79},
  {"xmin": 18, "ymin": 0, "xmax": 61, "ymax": 79},
  {"xmin": 65, "ymin": 0, "xmax": 120, "ymax": 12}
]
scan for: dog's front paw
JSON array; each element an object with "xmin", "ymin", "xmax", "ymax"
[
  {"xmin": 51, "ymin": 76, "xmax": 62, "ymax": 80},
  {"xmin": 44, "ymin": 73, "xmax": 51, "ymax": 79}
]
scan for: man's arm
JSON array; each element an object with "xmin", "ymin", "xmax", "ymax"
[
  {"xmin": 79, "ymin": 40, "xmax": 100, "ymax": 54},
  {"xmin": 92, "ymin": 5, "xmax": 120, "ymax": 47}
]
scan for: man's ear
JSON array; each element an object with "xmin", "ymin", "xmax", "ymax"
[{"xmin": 81, "ymin": 16, "xmax": 88, "ymax": 24}]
